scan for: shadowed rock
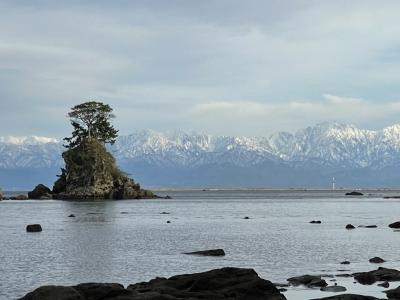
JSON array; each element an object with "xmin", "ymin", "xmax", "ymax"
[
  {"xmin": 310, "ymin": 220, "xmax": 322, "ymax": 224},
  {"xmin": 287, "ymin": 274, "xmax": 327, "ymax": 288},
  {"xmin": 345, "ymin": 191, "xmax": 364, "ymax": 196},
  {"xmin": 353, "ymin": 267, "xmax": 400, "ymax": 285},
  {"xmin": 184, "ymin": 249, "xmax": 225, "ymax": 256},
  {"xmin": 340, "ymin": 261, "xmax": 351, "ymax": 265},
  {"xmin": 369, "ymin": 257, "xmax": 385, "ymax": 264},
  {"xmin": 28, "ymin": 184, "xmax": 53, "ymax": 199},
  {"xmin": 26, "ymin": 224, "xmax": 42, "ymax": 232},
  {"xmin": 346, "ymin": 224, "xmax": 356, "ymax": 229},
  {"xmin": 389, "ymin": 221, "xmax": 400, "ymax": 229},
  {"xmin": 385, "ymin": 285, "xmax": 400, "ymax": 299},
  {"xmin": 18, "ymin": 267, "xmax": 286, "ymax": 300}
]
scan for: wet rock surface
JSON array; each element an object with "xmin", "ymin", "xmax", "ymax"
[
  {"xmin": 369, "ymin": 257, "xmax": 385, "ymax": 264},
  {"xmin": 26, "ymin": 224, "xmax": 42, "ymax": 232},
  {"xmin": 353, "ymin": 267, "xmax": 400, "ymax": 285},
  {"xmin": 18, "ymin": 267, "xmax": 287, "ymax": 300}
]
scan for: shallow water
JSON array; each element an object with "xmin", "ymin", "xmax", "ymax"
[{"xmin": 1, "ymin": 190, "xmax": 399, "ymax": 299}]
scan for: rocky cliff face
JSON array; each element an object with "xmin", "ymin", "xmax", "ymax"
[{"xmin": 52, "ymin": 138, "xmax": 155, "ymax": 200}]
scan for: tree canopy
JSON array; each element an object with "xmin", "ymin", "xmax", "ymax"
[{"xmin": 63, "ymin": 101, "xmax": 118, "ymax": 148}]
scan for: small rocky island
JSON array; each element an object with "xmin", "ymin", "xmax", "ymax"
[{"xmin": 30, "ymin": 101, "xmax": 156, "ymax": 200}]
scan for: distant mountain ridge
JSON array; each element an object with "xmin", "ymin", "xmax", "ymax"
[{"xmin": 2, "ymin": 122, "xmax": 400, "ymax": 189}]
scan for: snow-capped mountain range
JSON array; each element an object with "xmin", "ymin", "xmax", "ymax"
[{"xmin": 2, "ymin": 122, "xmax": 400, "ymax": 188}]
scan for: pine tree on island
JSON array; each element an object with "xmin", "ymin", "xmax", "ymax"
[{"xmin": 29, "ymin": 101, "xmax": 156, "ymax": 200}]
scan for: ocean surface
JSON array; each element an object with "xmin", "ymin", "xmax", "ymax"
[{"xmin": 1, "ymin": 189, "xmax": 400, "ymax": 300}]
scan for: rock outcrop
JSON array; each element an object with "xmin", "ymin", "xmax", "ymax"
[
  {"xmin": 52, "ymin": 138, "xmax": 155, "ymax": 200},
  {"xmin": 287, "ymin": 274, "xmax": 327, "ymax": 288},
  {"xmin": 18, "ymin": 267, "xmax": 286, "ymax": 300},
  {"xmin": 28, "ymin": 184, "xmax": 53, "ymax": 199},
  {"xmin": 353, "ymin": 267, "xmax": 400, "ymax": 285}
]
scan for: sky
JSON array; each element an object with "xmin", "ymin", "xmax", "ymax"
[{"xmin": 1, "ymin": 0, "xmax": 400, "ymax": 137}]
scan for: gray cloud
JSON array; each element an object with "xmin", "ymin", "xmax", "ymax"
[{"xmin": 1, "ymin": 1, "xmax": 400, "ymax": 137}]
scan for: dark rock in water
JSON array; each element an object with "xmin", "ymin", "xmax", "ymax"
[
  {"xmin": 340, "ymin": 261, "xmax": 351, "ymax": 265},
  {"xmin": 18, "ymin": 286, "xmax": 85, "ymax": 300},
  {"xmin": 345, "ymin": 191, "xmax": 364, "ymax": 196},
  {"xmin": 128, "ymin": 267, "xmax": 286, "ymax": 300},
  {"xmin": 320, "ymin": 285, "xmax": 347, "ymax": 292},
  {"xmin": 26, "ymin": 224, "xmax": 42, "ymax": 232},
  {"xmin": 369, "ymin": 257, "xmax": 385, "ymax": 264},
  {"xmin": 287, "ymin": 274, "xmax": 327, "ymax": 288},
  {"xmin": 389, "ymin": 221, "xmax": 400, "ymax": 228},
  {"xmin": 353, "ymin": 272, "xmax": 377, "ymax": 285},
  {"xmin": 166, "ymin": 220, "xmax": 171, "ymax": 224},
  {"xmin": 360, "ymin": 225, "xmax": 378, "ymax": 228},
  {"xmin": 385, "ymin": 285, "xmax": 400, "ymax": 299},
  {"xmin": 310, "ymin": 220, "xmax": 322, "ymax": 224},
  {"xmin": 11, "ymin": 194, "xmax": 29, "ymax": 200},
  {"xmin": 310, "ymin": 294, "xmax": 380, "ymax": 300},
  {"xmin": 244, "ymin": 216, "xmax": 250, "ymax": 219},
  {"xmin": 353, "ymin": 267, "xmax": 400, "ymax": 285},
  {"xmin": 184, "ymin": 249, "xmax": 225, "ymax": 256},
  {"xmin": 335, "ymin": 273, "xmax": 352, "ymax": 277},
  {"xmin": 346, "ymin": 224, "xmax": 356, "ymax": 229},
  {"xmin": 28, "ymin": 184, "xmax": 53, "ymax": 199},
  {"xmin": 52, "ymin": 138, "xmax": 156, "ymax": 200},
  {"xmin": 19, "ymin": 267, "xmax": 286, "ymax": 300},
  {"xmin": 160, "ymin": 212, "xmax": 170, "ymax": 214},
  {"xmin": 68, "ymin": 214, "xmax": 75, "ymax": 218},
  {"xmin": 378, "ymin": 281, "xmax": 389, "ymax": 288}
]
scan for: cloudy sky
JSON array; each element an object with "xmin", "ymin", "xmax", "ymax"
[{"xmin": 2, "ymin": 0, "xmax": 400, "ymax": 137}]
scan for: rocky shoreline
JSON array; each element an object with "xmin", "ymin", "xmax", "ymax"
[{"xmin": 18, "ymin": 265, "xmax": 400, "ymax": 300}]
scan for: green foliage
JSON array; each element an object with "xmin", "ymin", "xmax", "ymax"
[{"xmin": 63, "ymin": 101, "xmax": 118, "ymax": 148}]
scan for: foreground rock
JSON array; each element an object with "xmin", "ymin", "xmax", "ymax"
[
  {"xmin": 52, "ymin": 138, "xmax": 156, "ymax": 200},
  {"xmin": 311, "ymin": 294, "xmax": 380, "ymax": 300},
  {"xmin": 287, "ymin": 274, "xmax": 327, "ymax": 288},
  {"xmin": 353, "ymin": 267, "xmax": 400, "ymax": 285},
  {"xmin": 184, "ymin": 249, "xmax": 225, "ymax": 256},
  {"xmin": 26, "ymin": 224, "xmax": 42, "ymax": 232},
  {"xmin": 19, "ymin": 267, "xmax": 287, "ymax": 300},
  {"xmin": 28, "ymin": 184, "xmax": 53, "ymax": 199},
  {"xmin": 385, "ymin": 285, "xmax": 400, "ymax": 299}
]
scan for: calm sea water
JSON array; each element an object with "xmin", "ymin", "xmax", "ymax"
[{"xmin": 1, "ymin": 190, "xmax": 400, "ymax": 300}]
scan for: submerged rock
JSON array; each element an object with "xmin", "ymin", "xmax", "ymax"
[
  {"xmin": 28, "ymin": 184, "xmax": 53, "ymax": 199},
  {"xmin": 184, "ymin": 249, "xmax": 225, "ymax": 256},
  {"xmin": 26, "ymin": 224, "xmax": 42, "ymax": 232},
  {"xmin": 320, "ymin": 285, "xmax": 347, "ymax": 292},
  {"xmin": 18, "ymin": 267, "xmax": 286, "ymax": 300},
  {"xmin": 287, "ymin": 274, "xmax": 327, "ymax": 288},
  {"xmin": 52, "ymin": 138, "xmax": 156, "ymax": 200}
]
